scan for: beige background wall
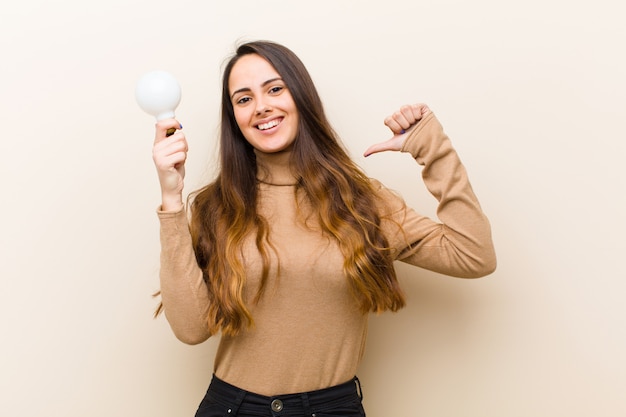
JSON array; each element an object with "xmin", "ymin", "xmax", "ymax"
[{"xmin": 1, "ymin": 0, "xmax": 624, "ymax": 416}]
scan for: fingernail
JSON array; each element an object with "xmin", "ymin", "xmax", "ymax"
[
  {"xmin": 400, "ymin": 129, "xmax": 406, "ymax": 134},
  {"xmin": 179, "ymin": 123, "xmax": 183, "ymax": 129}
]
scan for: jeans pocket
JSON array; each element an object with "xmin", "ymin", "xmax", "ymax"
[
  {"xmin": 313, "ymin": 398, "xmax": 366, "ymax": 417},
  {"xmin": 195, "ymin": 394, "xmax": 235, "ymax": 417}
]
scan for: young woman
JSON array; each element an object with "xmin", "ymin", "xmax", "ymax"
[{"xmin": 152, "ymin": 40, "xmax": 496, "ymax": 417}]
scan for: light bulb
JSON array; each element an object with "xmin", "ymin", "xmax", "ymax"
[{"xmin": 135, "ymin": 70, "xmax": 182, "ymax": 122}]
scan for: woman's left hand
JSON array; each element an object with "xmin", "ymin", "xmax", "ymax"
[{"xmin": 363, "ymin": 103, "xmax": 430, "ymax": 157}]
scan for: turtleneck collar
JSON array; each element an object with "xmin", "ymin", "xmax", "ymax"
[{"xmin": 254, "ymin": 149, "xmax": 299, "ymax": 186}]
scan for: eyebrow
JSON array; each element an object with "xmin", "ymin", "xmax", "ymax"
[{"xmin": 230, "ymin": 77, "xmax": 284, "ymax": 100}]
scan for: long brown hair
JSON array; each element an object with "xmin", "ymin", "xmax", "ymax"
[{"xmin": 188, "ymin": 41, "xmax": 405, "ymax": 336}]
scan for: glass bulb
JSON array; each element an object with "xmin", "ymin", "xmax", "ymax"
[{"xmin": 135, "ymin": 70, "xmax": 181, "ymax": 121}]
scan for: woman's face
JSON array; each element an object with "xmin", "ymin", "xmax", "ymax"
[{"xmin": 228, "ymin": 54, "xmax": 299, "ymax": 154}]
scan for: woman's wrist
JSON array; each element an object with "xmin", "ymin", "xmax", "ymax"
[{"xmin": 161, "ymin": 193, "xmax": 184, "ymax": 212}]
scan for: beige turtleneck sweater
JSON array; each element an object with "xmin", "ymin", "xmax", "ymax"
[{"xmin": 156, "ymin": 112, "xmax": 496, "ymax": 395}]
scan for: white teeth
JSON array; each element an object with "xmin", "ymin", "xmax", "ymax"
[{"xmin": 257, "ymin": 119, "xmax": 280, "ymax": 130}]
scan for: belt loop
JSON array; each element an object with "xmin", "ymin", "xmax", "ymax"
[
  {"xmin": 301, "ymin": 392, "xmax": 312, "ymax": 416},
  {"xmin": 354, "ymin": 376, "xmax": 363, "ymax": 400},
  {"xmin": 227, "ymin": 389, "xmax": 246, "ymax": 416}
]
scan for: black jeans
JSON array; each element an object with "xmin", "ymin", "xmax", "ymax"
[{"xmin": 195, "ymin": 375, "xmax": 366, "ymax": 417}]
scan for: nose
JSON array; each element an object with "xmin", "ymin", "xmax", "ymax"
[{"xmin": 255, "ymin": 98, "xmax": 272, "ymax": 115}]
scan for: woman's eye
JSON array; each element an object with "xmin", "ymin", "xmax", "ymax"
[
  {"xmin": 269, "ymin": 86, "xmax": 283, "ymax": 94},
  {"xmin": 236, "ymin": 97, "xmax": 251, "ymax": 105}
]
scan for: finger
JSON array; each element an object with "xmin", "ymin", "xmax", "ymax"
[
  {"xmin": 153, "ymin": 137, "xmax": 188, "ymax": 168},
  {"xmin": 154, "ymin": 119, "xmax": 183, "ymax": 143},
  {"xmin": 154, "ymin": 133, "xmax": 188, "ymax": 154},
  {"xmin": 154, "ymin": 146, "xmax": 187, "ymax": 162},
  {"xmin": 392, "ymin": 110, "xmax": 412, "ymax": 130},
  {"xmin": 401, "ymin": 103, "xmax": 431, "ymax": 125},
  {"xmin": 153, "ymin": 132, "xmax": 188, "ymax": 159},
  {"xmin": 411, "ymin": 103, "xmax": 430, "ymax": 118},
  {"xmin": 384, "ymin": 116, "xmax": 405, "ymax": 134},
  {"xmin": 400, "ymin": 105, "xmax": 419, "ymax": 125},
  {"xmin": 155, "ymin": 152, "xmax": 188, "ymax": 171},
  {"xmin": 363, "ymin": 142, "xmax": 387, "ymax": 157},
  {"xmin": 166, "ymin": 152, "xmax": 188, "ymax": 167},
  {"xmin": 363, "ymin": 132, "xmax": 406, "ymax": 157},
  {"xmin": 154, "ymin": 148, "xmax": 187, "ymax": 168}
]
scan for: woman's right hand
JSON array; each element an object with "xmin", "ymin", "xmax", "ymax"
[{"xmin": 152, "ymin": 119, "xmax": 187, "ymax": 211}]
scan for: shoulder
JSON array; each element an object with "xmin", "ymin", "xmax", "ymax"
[{"xmin": 368, "ymin": 178, "xmax": 407, "ymax": 218}]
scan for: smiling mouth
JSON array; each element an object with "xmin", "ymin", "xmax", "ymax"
[{"xmin": 257, "ymin": 118, "xmax": 282, "ymax": 131}]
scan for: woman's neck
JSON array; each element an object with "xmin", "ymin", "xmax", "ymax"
[{"xmin": 254, "ymin": 149, "xmax": 299, "ymax": 186}]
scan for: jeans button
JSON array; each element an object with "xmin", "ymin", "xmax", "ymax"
[{"xmin": 271, "ymin": 399, "xmax": 284, "ymax": 412}]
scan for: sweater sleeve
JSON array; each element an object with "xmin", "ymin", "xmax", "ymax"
[
  {"xmin": 157, "ymin": 207, "xmax": 212, "ymax": 344},
  {"xmin": 376, "ymin": 112, "xmax": 497, "ymax": 278}
]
